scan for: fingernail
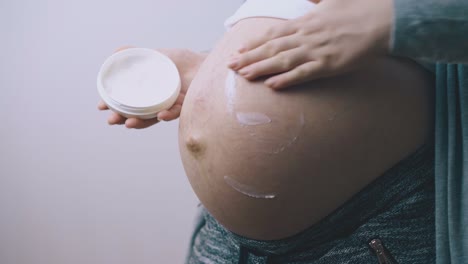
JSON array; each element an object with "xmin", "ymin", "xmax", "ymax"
[
  {"xmin": 238, "ymin": 45, "xmax": 247, "ymax": 53},
  {"xmin": 238, "ymin": 68, "xmax": 249, "ymax": 76},
  {"xmin": 265, "ymin": 79, "xmax": 276, "ymax": 88},
  {"xmin": 227, "ymin": 59, "xmax": 239, "ymax": 69},
  {"xmin": 125, "ymin": 120, "xmax": 133, "ymax": 128}
]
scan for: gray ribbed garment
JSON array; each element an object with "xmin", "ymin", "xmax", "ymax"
[{"xmin": 186, "ymin": 144, "xmax": 435, "ymax": 263}]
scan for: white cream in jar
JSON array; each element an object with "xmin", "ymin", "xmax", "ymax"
[{"xmin": 97, "ymin": 48, "xmax": 181, "ymax": 119}]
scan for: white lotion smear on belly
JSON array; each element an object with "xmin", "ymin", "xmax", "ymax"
[
  {"xmin": 224, "ymin": 175, "xmax": 276, "ymax": 199},
  {"xmin": 236, "ymin": 112, "xmax": 272, "ymax": 126},
  {"xmin": 223, "ymin": 68, "xmax": 304, "ymax": 154},
  {"xmin": 225, "ymin": 70, "xmax": 237, "ymax": 113},
  {"xmin": 103, "ymin": 54, "xmax": 176, "ymax": 107},
  {"xmin": 246, "ymin": 112, "xmax": 305, "ymax": 155}
]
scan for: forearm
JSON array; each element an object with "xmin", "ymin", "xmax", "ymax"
[
  {"xmin": 391, "ymin": 0, "xmax": 468, "ymax": 63},
  {"xmin": 157, "ymin": 48, "xmax": 208, "ymax": 86},
  {"xmin": 192, "ymin": 52, "xmax": 209, "ymax": 79},
  {"xmin": 184, "ymin": 51, "xmax": 209, "ymax": 85}
]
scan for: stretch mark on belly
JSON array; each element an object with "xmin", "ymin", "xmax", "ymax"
[
  {"xmin": 225, "ymin": 70, "xmax": 237, "ymax": 114},
  {"xmin": 272, "ymin": 112, "xmax": 305, "ymax": 154},
  {"xmin": 236, "ymin": 112, "xmax": 272, "ymax": 126},
  {"xmin": 224, "ymin": 175, "xmax": 276, "ymax": 199}
]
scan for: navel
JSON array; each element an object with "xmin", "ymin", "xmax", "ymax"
[{"xmin": 185, "ymin": 135, "xmax": 205, "ymax": 158}]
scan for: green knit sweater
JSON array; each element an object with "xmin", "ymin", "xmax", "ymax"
[{"xmin": 391, "ymin": 0, "xmax": 468, "ymax": 263}]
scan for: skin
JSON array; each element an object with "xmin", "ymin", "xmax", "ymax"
[
  {"xmin": 228, "ymin": 0, "xmax": 393, "ymax": 90},
  {"xmin": 97, "ymin": 47, "xmax": 207, "ymax": 128},
  {"xmin": 178, "ymin": 17, "xmax": 433, "ymax": 240}
]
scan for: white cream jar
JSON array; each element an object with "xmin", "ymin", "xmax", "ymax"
[{"xmin": 97, "ymin": 48, "xmax": 181, "ymax": 119}]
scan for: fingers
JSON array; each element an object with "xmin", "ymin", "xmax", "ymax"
[
  {"xmin": 157, "ymin": 104, "xmax": 182, "ymax": 122},
  {"xmin": 114, "ymin": 45, "xmax": 135, "ymax": 53},
  {"xmin": 108, "ymin": 112, "xmax": 126, "ymax": 125},
  {"xmin": 99, "ymin": 101, "xmax": 126, "ymax": 126},
  {"xmin": 156, "ymin": 93, "xmax": 185, "ymax": 122},
  {"xmin": 125, "ymin": 103, "xmax": 182, "ymax": 128},
  {"xmin": 125, "ymin": 117, "xmax": 159, "ymax": 129},
  {"xmin": 107, "ymin": 113, "xmax": 161, "ymax": 129},
  {"xmin": 237, "ymin": 21, "xmax": 298, "ymax": 53},
  {"xmin": 265, "ymin": 61, "xmax": 325, "ymax": 90},
  {"xmin": 98, "ymin": 100, "xmax": 108, "ymax": 110},
  {"xmin": 236, "ymin": 47, "xmax": 307, "ymax": 80},
  {"xmin": 229, "ymin": 36, "xmax": 298, "ymax": 71}
]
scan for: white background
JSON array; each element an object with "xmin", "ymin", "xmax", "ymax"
[{"xmin": 0, "ymin": 1, "xmax": 242, "ymax": 263}]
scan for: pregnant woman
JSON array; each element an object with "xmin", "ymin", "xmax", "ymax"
[{"xmin": 99, "ymin": 1, "xmax": 440, "ymax": 263}]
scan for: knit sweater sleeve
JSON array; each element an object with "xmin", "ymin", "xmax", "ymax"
[{"xmin": 391, "ymin": 0, "xmax": 468, "ymax": 63}]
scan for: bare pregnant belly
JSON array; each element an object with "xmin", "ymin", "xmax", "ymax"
[{"xmin": 178, "ymin": 18, "xmax": 433, "ymax": 240}]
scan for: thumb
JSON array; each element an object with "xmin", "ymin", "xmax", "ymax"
[{"xmin": 309, "ymin": 0, "xmax": 321, "ymax": 3}]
